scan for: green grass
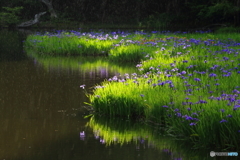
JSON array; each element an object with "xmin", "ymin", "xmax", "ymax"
[{"xmin": 25, "ymin": 30, "xmax": 240, "ymax": 150}]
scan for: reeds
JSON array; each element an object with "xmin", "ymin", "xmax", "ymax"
[{"xmin": 25, "ymin": 29, "xmax": 240, "ymax": 149}]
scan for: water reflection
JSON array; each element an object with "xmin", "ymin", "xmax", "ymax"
[
  {"xmin": 27, "ymin": 52, "xmax": 138, "ymax": 79},
  {"xmin": 0, "ymin": 52, "xmax": 137, "ymax": 159},
  {"xmin": 85, "ymin": 116, "xmax": 225, "ymax": 160},
  {"xmin": 0, "ymin": 29, "xmax": 233, "ymax": 160}
]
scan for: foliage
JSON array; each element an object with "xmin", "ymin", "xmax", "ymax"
[
  {"xmin": 215, "ymin": 26, "xmax": 240, "ymax": 33},
  {"xmin": 2, "ymin": 0, "xmax": 240, "ymax": 29},
  {"xmin": 0, "ymin": 6, "xmax": 23, "ymax": 27},
  {"xmin": 186, "ymin": 0, "xmax": 239, "ymax": 25},
  {"xmin": 25, "ymin": 29, "xmax": 240, "ymax": 149}
]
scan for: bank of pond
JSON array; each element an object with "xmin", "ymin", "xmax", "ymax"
[{"xmin": 25, "ymin": 29, "xmax": 240, "ymax": 151}]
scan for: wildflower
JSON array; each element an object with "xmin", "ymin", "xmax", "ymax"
[
  {"xmin": 152, "ymin": 83, "xmax": 157, "ymax": 87},
  {"xmin": 136, "ymin": 64, "xmax": 142, "ymax": 68},
  {"xmin": 199, "ymin": 100, "xmax": 207, "ymax": 104},
  {"xmin": 133, "ymin": 80, "xmax": 139, "ymax": 85},
  {"xmin": 140, "ymin": 94, "xmax": 144, "ymax": 97},
  {"xmin": 192, "ymin": 112, "xmax": 198, "ymax": 116},
  {"xmin": 185, "ymin": 115, "xmax": 194, "ymax": 120},
  {"xmin": 187, "ymin": 108, "xmax": 191, "ymax": 111},
  {"xmin": 190, "ymin": 122, "xmax": 196, "ymax": 126},
  {"xmin": 119, "ymin": 79, "xmax": 125, "ymax": 82},
  {"xmin": 160, "ymin": 47, "xmax": 165, "ymax": 51},
  {"xmin": 223, "ymin": 57, "xmax": 229, "ymax": 61},
  {"xmin": 112, "ymin": 76, "xmax": 118, "ymax": 81},
  {"xmin": 220, "ymin": 119, "xmax": 228, "ymax": 123},
  {"xmin": 95, "ymin": 86, "xmax": 105, "ymax": 89},
  {"xmin": 187, "ymin": 65, "xmax": 193, "ymax": 68},
  {"xmin": 209, "ymin": 73, "xmax": 217, "ymax": 77},
  {"xmin": 233, "ymin": 104, "xmax": 240, "ymax": 111},
  {"xmin": 170, "ymin": 63, "xmax": 176, "ymax": 67},
  {"xmin": 181, "ymin": 71, "xmax": 187, "ymax": 74},
  {"xmin": 226, "ymin": 114, "xmax": 232, "ymax": 118},
  {"xmin": 80, "ymin": 84, "xmax": 86, "ymax": 89},
  {"xmin": 132, "ymin": 73, "xmax": 138, "ymax": 76},
  {"xmin": 194, "ymin": 78, "xmax": 201, "ymax": 82},
  {"xmin": 220, "ymin": 109, "xmax": 225, "ymax": 112},
  {"xmin": 193, "ymin": 118, "xmax": 199, "ymax": 121},
  {"xmin": 162, "ymin": 105, "xmax": 168, "ymax": 108},
  {"xmin": 174, "ymin": 108, "xmax": 180, "ymax": 112},
  {"xmin": 158, "ymin": 82, "xmax": 165, "ymax": 86}
]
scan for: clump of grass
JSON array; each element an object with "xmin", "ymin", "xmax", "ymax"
[
  {"xmin": 25, "ymin": 31, "xmax": 117, "ymax": 56},
  {"xmin": 26, "ymin": 29, "xmax": 240, "ymax": 149},
  {"xmin": 85, "ymin": 31, "xmax": 240, "ymax": 150},
  {"xmin": 109, "ymin": 44, "xmax": 145, "ymax": 62}
]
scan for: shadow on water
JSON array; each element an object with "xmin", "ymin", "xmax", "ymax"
[{"xmin": 0, "ymin": 29, "xmax": 238, "ymax": 160}]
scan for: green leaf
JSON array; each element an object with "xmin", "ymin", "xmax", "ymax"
[{"xmin": 84, "ymin": 114, "xmax": 93, "ymax": 119}]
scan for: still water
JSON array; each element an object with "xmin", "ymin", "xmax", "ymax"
[{"xmin": 0, "ymin": 29, "xmax": 230, "ymax": 160}]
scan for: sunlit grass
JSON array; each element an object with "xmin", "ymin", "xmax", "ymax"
[{"xmin": 25, "ymin": 30, "xmax": 240, "ymax": 150}]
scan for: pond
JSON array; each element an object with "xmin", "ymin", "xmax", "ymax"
[{"xmin": 0, "ymin": 29, "xmax": 230, "ymax": 160}]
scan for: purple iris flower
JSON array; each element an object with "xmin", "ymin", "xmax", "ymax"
[
  {"xmin": 220, "ymin": 119, "xmax": 228, "ymax": 123},
  {"xmin": 194, "ymin": 78, "xmax": 201, "ymax": 82},
  {"xmin": 209, "ymin": 73, "xmax": 217, "ymax": 77}
]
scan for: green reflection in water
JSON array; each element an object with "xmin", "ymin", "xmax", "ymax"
[
  {"xmin": 87, "ymin": 116, "xmax": 219, "ymax": 160},
  {"xmin": 27, "ymin": 51, "xmax": 138, "ymax": 76}
]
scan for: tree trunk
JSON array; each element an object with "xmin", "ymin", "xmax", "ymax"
[
  {"xmin": 17, "ymin": 12, "xmax": 47, "ymax": 27},
  {"xmin": 41, "ymin": 0, "xmax": 57, "ymax": 18}
]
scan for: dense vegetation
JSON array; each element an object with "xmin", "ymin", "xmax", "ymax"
[
  {"xmin": 1, "ymin": 0, "xmax": 240, "ymax": 29},
  {"xmin": 25, "ymin": 30, "xmax": 240, "ymax": 150}
]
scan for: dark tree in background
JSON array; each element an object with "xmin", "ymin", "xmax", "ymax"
[{"xmin": 1, "ymin": 0, "xmax": 239, "ymax": 28}]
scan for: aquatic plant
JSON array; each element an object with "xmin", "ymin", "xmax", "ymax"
[{"xmin": 25, "ymin": 30, "xmax": 240, "ymax": 150}]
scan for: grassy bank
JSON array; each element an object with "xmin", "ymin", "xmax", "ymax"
[{"xmin": 25, "ymin": 30, "xmax": 240, "ymax": 150}]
